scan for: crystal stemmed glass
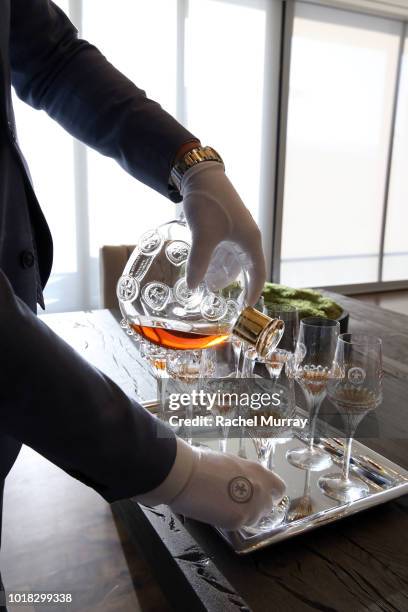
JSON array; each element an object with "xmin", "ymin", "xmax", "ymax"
[
  {"xmin": 232, "ymin": 338, "xmax": 244, "ymax": 378},
  {"xmin": 232, "ymin": 338, "xmax": 248, "ymax": 457},
  {"xmin": 286, "ymin": 317, "xmax": 340, "ymax": 471},
  {"xmin": 201, "ymin": 342, "xmax": 241, "ymax": 453},
  {"xmin": 319, "ymin": 334, "xmax": 383, "ymax": 502},
  {"xmin": 120, "ymin": 318, "xmax": 169, "ymax": 417},
  {"xmin": 261, "ymin": 304, "xmax": 299, "ymax": 382},
  {"xmin": 263, "ymin": 303, "xmax": 300, "ymax": 353},
  {"xmin": 139, "ymin": 339, "xmax": 169, "ymax": 417},
  {"xmin": 166, "ymin": 350, "xmax": 207, "ymax": 445},
  {"xmin": 243, "ymin": 347, "xmax": 295, "ymax": 531},
  {"xmin": 234, "ymin": 293, "xmax": 273, "ymax": 456},
  {"xmin": 243, "ymin": 348, "xmax": 296, "ymax": 466}
]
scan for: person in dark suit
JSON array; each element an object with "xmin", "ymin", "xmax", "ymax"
[{"xmin": 0, "ymin": 0, "xmax": 285, "ymax": 603}]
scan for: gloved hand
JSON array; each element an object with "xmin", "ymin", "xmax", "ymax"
[
  {"xmin": 181, "ymin": 161, "xmax": 266, "ymax": 307},
  {"xmin": 136, "ymin": 438, "xmax": 286, "ymax": 531}
]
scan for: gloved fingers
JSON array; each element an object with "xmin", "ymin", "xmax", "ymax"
[
  {"xmin": 229, "ymin": 210, "xmax": 266, "ymax": 306},
  {"xmin": 186, "ymin": 231, "xmax": 220, "ymax": 290},
  {"xmin": 241, "ymin": 472, "xmax": 286, "ymax": 528},
  {"xmin": 242, "ymin": 239, "xmax": 267, "ymax": 306},
  {"xmin": 269, "ymin": 471, "xmax": 287, "ymax": 504},
  {"xmin": 187, "ymin": 227, "xmax": 266, "ymax": 304},
  {"xmin": 169, "ymin": 449, "xmax": 287, "ymax": 530},
  {"xmin": 244, "ymin": 502, "xmax": 273, "ymax": 529},
  {"xmin": 204, "ymin": 242, "xmax": 243, "ymax": 291}
]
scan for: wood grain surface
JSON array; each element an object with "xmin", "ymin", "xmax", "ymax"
[{"xmin": 41, "ymin": 298, "xmax": 408, "ymax": 612}]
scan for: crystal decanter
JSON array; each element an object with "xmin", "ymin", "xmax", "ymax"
[{"xmin": 117, "ymin": 218, "xmax": 284, "ymax": 358}]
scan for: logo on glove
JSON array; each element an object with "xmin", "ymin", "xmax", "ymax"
[{"xmin": 228, "ymin": 477, "xmax": 253, "ymax": 504}]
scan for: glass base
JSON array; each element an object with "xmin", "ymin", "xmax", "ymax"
[
  {"xmin": 244, "ymin": 505, "xmax": 287, "ymax": 534},
  {"xmin": 191, "ymin": 441, "xmax": 209, "ymax": 449},
  {"xmin": 286, "ymin": 446, "xmax": 332, "ymax": 471},
  {"xmin": 319, "ymin": 473, "xmax": 370, "ymax": 502}
]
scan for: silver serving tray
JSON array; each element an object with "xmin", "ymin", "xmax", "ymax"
[
  {"xmin": 217, "ymin": 435, "xmax": 408, "ymax": 554},
  {"xmin": 142, "ymin": 401, "xmax": 408, "ymax": 555}
]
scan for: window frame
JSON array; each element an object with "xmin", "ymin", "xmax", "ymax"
[{"xmin": 273, "ymin": 0, "xmax": 408, "ymax": 293}]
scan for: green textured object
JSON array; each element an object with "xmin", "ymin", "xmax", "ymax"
[{"xmin": 262, "ymin": 283, "xmax": 343, "ymax": 320}]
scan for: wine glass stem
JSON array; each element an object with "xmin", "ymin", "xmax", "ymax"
[
  {"xmin": 304, "ymin": 469, "xmax": 311, "ymax": 494},
  {"xmin": 234, "ymin": 342, "xmax": 242, "ymax": 378},
  {"xmin": 219, "ymin": 438, "xmax": 227, "ymax": 453},
  {"xmin": 307, "ymin": 396, "xmax": 323, "ymax": 452},
  {"xmin": 259, "ymin": 446, "xmax": 272, "ymax": 469},
  {"xmin": 158, "ymin": 376, "xmax": 168, "ymax": 419},
  {"xmin": 219, "ymin": 424, "xmax": 230, "ymax": 453},
  {"xmin": 268, "ymin": 441, "xmax": 277, "ymax": 470},
  {"xmin": 342, "ymin": 437, "xmax": 353, "ymax": 482},
  {"xmin": 238, "ymin": 429, "xmax": 246, "ymax": 455},
  {"xmin": 186, "ymin": 395, "xmax": 193, "ymax": 446}
]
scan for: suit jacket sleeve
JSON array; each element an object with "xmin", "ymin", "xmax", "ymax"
[
  {"xmin": 9, "ymin": 0, "xmax": 196, "ymax": 202},
  {"xmin": 0, "ymin": 269, "xmax": 177, "ymax": 502}
]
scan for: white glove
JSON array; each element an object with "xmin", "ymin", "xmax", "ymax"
[
  {"xmin": 181, "ymin": 161, "xmax": 266, "ymax": 307},
  {"xmin": 136, "ymin": 439, "xmax": 286, "ymax": 531}
]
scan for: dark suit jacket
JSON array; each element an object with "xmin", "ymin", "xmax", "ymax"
[{"xmin": 0, "ymin": 0, "xmax": 196, "ymax": 503}]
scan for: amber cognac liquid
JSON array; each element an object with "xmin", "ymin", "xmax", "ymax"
[
  {"xmin": 296, "ymin": 368, "xmax": 330, "ymax": 396},
  {"xmin": 131, "ymin": 323, "xmax": 229, "ymax": 351}
]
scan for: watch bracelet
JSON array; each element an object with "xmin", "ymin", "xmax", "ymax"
[{"xmin": 170, "ymin": 146, "xmax": 224, "ymax": 192}]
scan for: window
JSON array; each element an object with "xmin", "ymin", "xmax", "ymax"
[
  {"xmin": 82, "ymin": 0, "xmax": 179, "ymax": 308},
  {"xmin": 184, "ymin": 0, "xmax": 267, "ymax": 221},
  {"xmin": 11, "ymin": 0, "xmax": 408, "ymax": 313},
  {"xmin": 280, "ymin": 2, "xmax": 403, "ymax": 287},
  {"xmin": 12, "ymin": 0, "xmax": 79, "ymax": 310},
  {"xmin": 383, "ymin": 31, "xmax": 408, "ymax": 281},
  {"xmin": 12, "ymin": 0, "xmax": 281, "ymax": 312}
]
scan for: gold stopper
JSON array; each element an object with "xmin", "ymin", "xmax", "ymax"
[{"xmin": 232, "ymin": 307, "xmax": 285, "ymax": 358}]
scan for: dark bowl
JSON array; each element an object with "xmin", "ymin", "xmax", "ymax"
[
  {"xmin": 299, "ymin": 310, "xmax": 349, "ymax": 334},
  {"xmin": 337, "ymin": 310, "xmax": 349, "ymax": 334}
]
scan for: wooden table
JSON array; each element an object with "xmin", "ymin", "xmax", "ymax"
[{"xmin": 42, "ymin": 294, "xmax": 408, "ymax": 612}]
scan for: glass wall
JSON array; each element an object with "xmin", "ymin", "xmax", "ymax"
[
  {"xmin": 10, "ymin": 0, "xmax": 408, "ymax": 312},
  {"xmin": 383, "ymin": 33, "xmax": 408, "ymax": 281},
  {"xmin": 12, "ymin": 0, "xmax": 78, "ymax": 310},
  {"xmin": 281, "ymin": 2, "xmax": 403, "ymax": 287},
  {"xmin": 82, "ymin": 0, "xmax": 179, "ymax": 306},
  {"xmin": 184, "ymin": 0, "xmax": 267, "ymax": 221},
  {"xmin": 12, "ymin": 0, "xmax": 275, "ymax": 311}
]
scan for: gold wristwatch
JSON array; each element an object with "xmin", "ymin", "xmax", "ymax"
[{"xmin": 170, "ymin": 145, "xmax": 224, "ymax": 193}]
